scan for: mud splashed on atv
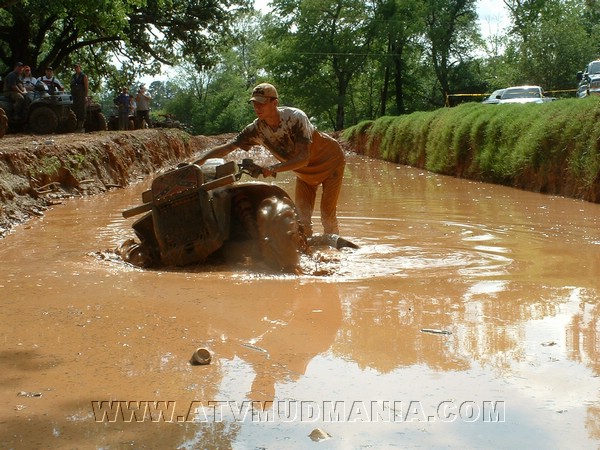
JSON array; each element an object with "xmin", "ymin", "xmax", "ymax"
[{"xmin": 117, "ymin": 158, "xmax": 358, "ymax": 274}]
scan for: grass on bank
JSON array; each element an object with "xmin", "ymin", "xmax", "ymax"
[{"xmin": 343, "ymin": 97, "xmax": 600, "ymax": 198}]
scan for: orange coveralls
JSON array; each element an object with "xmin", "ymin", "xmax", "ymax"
[{"xmin": 232, "ymin": 107, "xmax": 346, "ymax": 235}]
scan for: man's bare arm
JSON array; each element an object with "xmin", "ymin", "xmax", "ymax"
[
  {"xmin": 264, "ymin": 141, "xmax": 310, "ymax": 176},
  {"xmin": 192, "ymin": 141, "xmax": 239, "ymax": 165}
]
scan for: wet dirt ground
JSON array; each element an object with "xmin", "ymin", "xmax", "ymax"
[{"xmin": 1, "ymin": 151, "xmax": 600, "ymax": 448}]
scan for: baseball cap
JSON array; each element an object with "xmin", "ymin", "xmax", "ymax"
[
  {"xmin": 15, "ymin": 62, "xmax": 23, "ymax": 67},
  {"xmin": 46, "ymin": 66, "xmax": 53, "ymax": 71},
  {"xmin": 249, "ymin": 83, "xmax": 278, "ymax": 104}
]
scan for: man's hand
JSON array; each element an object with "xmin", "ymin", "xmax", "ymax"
[{"xmin": 261, "ymin": 165, "xmax": 277, "ymax": 178}]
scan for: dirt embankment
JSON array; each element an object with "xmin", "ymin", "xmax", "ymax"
[{"xmin": 0, "ymin": 129, "xmax": 232, "ymax": 238}]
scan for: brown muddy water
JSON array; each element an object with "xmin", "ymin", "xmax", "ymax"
[{"xmin": 1, "ymin": 151, "xmax": 599, "ymax": 449}]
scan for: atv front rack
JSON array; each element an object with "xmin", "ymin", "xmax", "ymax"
[{"xmin": 122, "ymin": 159, "xmax": 267, "ymax": 219}]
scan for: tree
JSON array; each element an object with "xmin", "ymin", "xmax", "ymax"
[
  {"xmin": 0, "ymin": 0, "xmax": 252, "ymax": 89},
  {"xmin": 161, "ymin": 12, "xmax": 264, "ymax": 135},
  {"xmin": 503, "ymin": 0, "xmax": 593, "ymax": 90},
  {"xmin": 262, "ymin": 0, "xmax": 377, "ymax": 130},
  {"xmin": 422, "ymin": 0, "xmax": 481, "ymax": 106},
  {"xmin": 371, "ymin": 0, "xmax": 425, "ymax": 115}
]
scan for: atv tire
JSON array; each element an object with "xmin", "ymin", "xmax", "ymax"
[
  {"xmin": 85, "ymin": 111, "xmax": 107, "ymax": 132},
  {"xmin": 94, "ymin": 112, "xmax": 107, "ymax": 131},
  {"xmin": 0, "ymin": 107, "xmax": 8, "ymax": 138},
  {"xmin": 59, "ymin": 110, "xmax": 78, "ymax": 133},
  {"xmin": 256, "ymin": 196, "xmax": 304, "ymax": 271},
  {"xmin": 29, "ymin": 106, "xmax": 59, "ymax": 134}
]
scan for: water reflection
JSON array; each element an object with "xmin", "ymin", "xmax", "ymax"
[{"xmin": 206, "ymin": 283, "xmax": 341, "ymax": 403}]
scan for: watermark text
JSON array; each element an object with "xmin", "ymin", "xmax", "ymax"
[{"xmin": 91, "ymin": 400, "xmax": 505, "ymax": 423}]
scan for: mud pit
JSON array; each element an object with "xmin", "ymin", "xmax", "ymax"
[{"xmin": 1, "ymin": 130, "xmax": 600, "ymax": 448}]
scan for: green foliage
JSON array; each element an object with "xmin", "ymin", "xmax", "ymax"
[
  {"xmin": 501, "ymin": 0, "xmax": 592, "ymax": 89},
  {"xmin": 37, "ymin": 155, "xmax": 62, "ymax": 177},
  {"xmin": 5, "ymin": 0, "xmax": 600, "ymax": 134},
  {"xmin": 556, "ymin": 98, "xmax": 600, "ymax": 185},
  {"xmin": 0, "ymin": 0, "xmax": 251, "ymax": 91},
  {"xmin": 365, "ymin": 116, "xmax": 396, "ymax": 156},
  {"xmin": 262, "ymin": 0, "xmax": 378, "ymax": 130},
  {"xmin": 423, "ymin": 0, "xmax": 480, "ymax": 101}
]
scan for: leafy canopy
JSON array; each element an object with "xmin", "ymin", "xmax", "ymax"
[{"xmin": 0, "ymin": 0, "xmax": 252, "ymax": 87}]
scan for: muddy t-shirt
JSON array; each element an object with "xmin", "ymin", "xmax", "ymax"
[{"xmin": 232, "ymin": 106, "xmax": 344, "ymax": 184}]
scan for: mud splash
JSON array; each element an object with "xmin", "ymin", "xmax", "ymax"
[{"xmin": 95, "ymin": 240, "xmax": 355, "ymax": 277}]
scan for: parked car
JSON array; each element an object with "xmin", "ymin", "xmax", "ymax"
[
  {"xmin": 496, "ymin": 85, "xmax": 555, "ymax": 104},
  {"xmin": 576, "ymin": 60, "xmax": 600, "ymax": 98},
  {"xmin": 482, "ymin": 89, "xmax": 505, "ymax": 104}
]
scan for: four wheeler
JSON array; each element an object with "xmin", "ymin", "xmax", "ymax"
[
  {"xmin": 121, "ymin": 158, "xmax": 307, "ymax": 271},
  {"xmin": 0, "ymin": 107, "xmax": 8, "ymax": 138},
  {"xmin": 84, "ymin": 100, "xmax": 108, "ymax": 132},
  {"xmin": 0, "ymin": 81, "xmax": 76, "ymax": 134},
  {"xmin": 107, "ymin": 111, "xmax": 135, "ymax": 131},
  {"xmin": 153, "ymin": 113, "xmax": 182, "ymax": 129}
]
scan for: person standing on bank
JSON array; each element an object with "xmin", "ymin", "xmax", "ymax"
[
  {"xmin": 194, "ymin": 83, "xmax": 346, "ymax": 236},
  {"xmin": 135, "ymin": 85, "xmax": 152, "ymax": 128},
  {"xmin": 70, "ymin": 63, "xmax": 89, "ymax": 132},
  {"xmin": 114, "ymin": 87, "xmax": 132, "ymax": 130}
]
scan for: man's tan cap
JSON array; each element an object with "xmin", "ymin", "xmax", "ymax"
[{"xmin": 249, "ymin": 83, "xmax": 278, "ymax": 103}]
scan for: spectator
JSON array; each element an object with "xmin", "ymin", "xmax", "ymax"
[
  {"xmin": 20, "ymin": 65, "xmax": 38, "ymax": 92},
  {"xmin": 135, "ymin": 85, "xmax": 152, "ymax": 128},
  {"xmin": 3, "ymin": 62, "xmax": 27, "ymax": 118},
  {"xmin": 40, "ymin": 67, "xmax": 64, "ymax": 93},
  {"xmin": 114, "ymin": 87, "xmax": 133, "ymax": 130},
  {"xmin": 70, "ymin": 63, "xmax": 89, "ymax": 132}
]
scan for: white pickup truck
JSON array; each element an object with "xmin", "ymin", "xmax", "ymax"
[
  {"xmin": 495, "ymin": 85, "xmax": 556, "ymax": 104},
  {"xmin": 576, "ymin": 60, "xmax": 600, "ymax": 98}
]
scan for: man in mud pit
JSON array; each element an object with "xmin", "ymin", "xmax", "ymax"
[{"xmin": 194, "ymin": 83, "xmax": 346, "ymax": 236}]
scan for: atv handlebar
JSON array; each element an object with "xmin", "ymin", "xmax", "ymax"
[{"xmin": 237, "ymin": 158, "xmax": 276, "ymax": 179}]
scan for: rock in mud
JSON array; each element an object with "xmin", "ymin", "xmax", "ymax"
[
  {"xmin": 309, "ymin": 428, "xmax": 332, "ymax": 441},
  {"xmin": 190, "ymin": 348, "xmax": 212, "ymax": 365}
]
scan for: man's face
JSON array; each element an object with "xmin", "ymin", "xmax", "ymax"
[
  {"xmin": 45, "ymin": 70, "xmax": 53, "ymax": 77},
  {"xmin": 252, "ymin": 98, "xmax": 277, "ymax": 118}
]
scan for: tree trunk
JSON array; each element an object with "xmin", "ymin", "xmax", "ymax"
[{"xmin": 392, "ymin": 43, "xmax": 406, "ymax": 115}]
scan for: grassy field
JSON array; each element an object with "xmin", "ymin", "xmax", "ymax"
[{"xmin": 343, "ymin": 97, "xmax": 600, "ymax": 202}]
